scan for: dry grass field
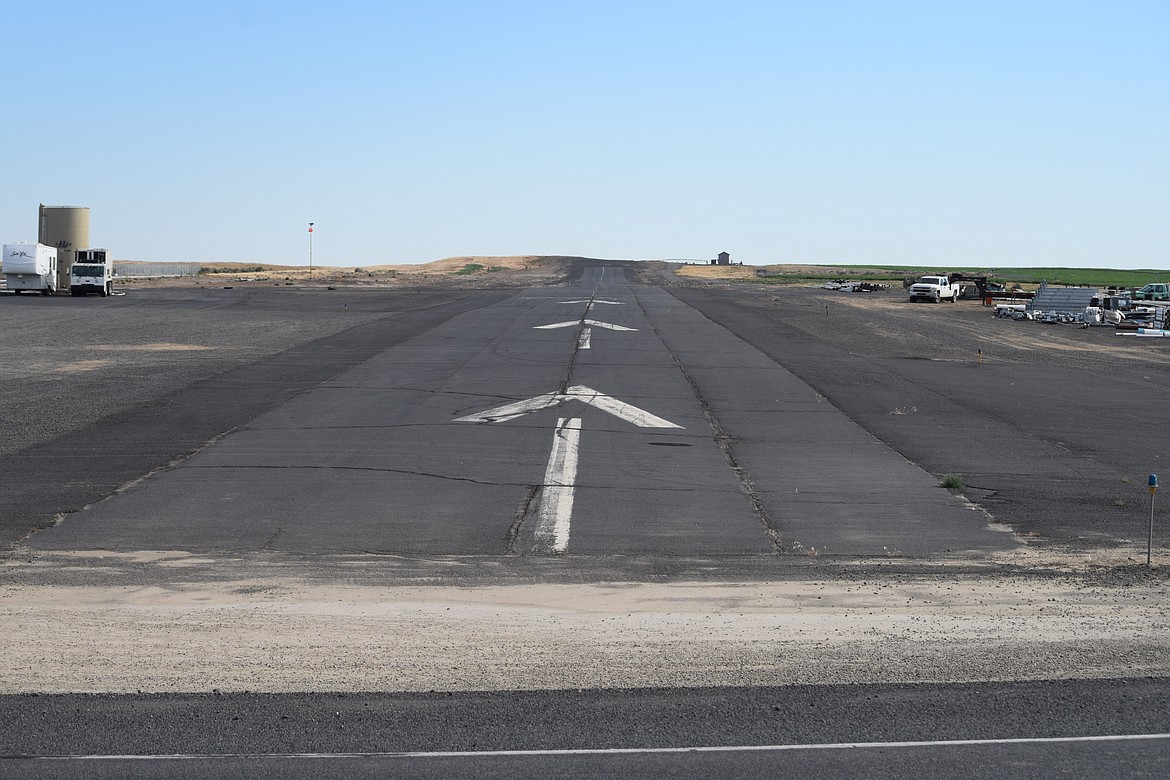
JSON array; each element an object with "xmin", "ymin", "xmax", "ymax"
[
  {"xmin": 120, "ymin": 255, "xmax": 580, "ymax": 290},
  {"xmin": 674, "ymin": 263, "xmax": 911, "ymax": 282}
]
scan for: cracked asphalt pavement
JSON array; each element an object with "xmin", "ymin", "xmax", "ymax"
[{"xmin": 14, "ymin": 266, "xmax": 1010, "ymax": 558}]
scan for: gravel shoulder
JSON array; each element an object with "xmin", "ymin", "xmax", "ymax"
[{"xmin": 1, "ymin": 551, "xmax": 1167, "ymax": 693}]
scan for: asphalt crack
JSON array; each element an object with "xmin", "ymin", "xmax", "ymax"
[
  {"xmin": 633, "ymin": 289, "xmax": 787, "ymax": 554},
  {"xmin": 184, "ymin": 464, "xmax": 529, "ymax": 488},
  {"xmin": 508, "ymin": 485, "xmax": 541, "ymax": 554},
  {"xmin": 557, "ymin": 290, "xmax": 596, "ymax": 393}
]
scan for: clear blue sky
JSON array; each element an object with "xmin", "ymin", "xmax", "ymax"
[{"xmin": 3, "ymin": 1, "xmax": 1167, "ymax": 268}]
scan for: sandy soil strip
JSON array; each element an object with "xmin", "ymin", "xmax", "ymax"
[{"xmin": 2, "ymin": 556, "xmax": 1166, "ymax": 694}]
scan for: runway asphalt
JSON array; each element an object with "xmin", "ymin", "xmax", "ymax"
[
  {"xmin": 0, "ymin": 288, "xmax": 512, "ymax": 548},
  {"xmin": 668, "ymin": 281, "xmax": 1170, "ymax": 552},
  {"xmin": 6, "ymin": 265, "xmax": 1166, "ymax": 557},
  {"xmin": 15, "ymin": 267, "xmax": 1013, "ymax": 558}
]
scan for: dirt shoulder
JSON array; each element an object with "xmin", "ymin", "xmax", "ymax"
[{"xmin": 1, "ymin": 551, "xmax": 1166, "ymax": 693}]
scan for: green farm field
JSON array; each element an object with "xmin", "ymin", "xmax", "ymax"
[{"xmin": 744, "ymin": 264, "xmax": 1168, "ymax": 289}]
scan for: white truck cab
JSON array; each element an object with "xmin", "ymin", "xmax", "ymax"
[{"xmin": 70, "ymin": 249, "xmax": 114, "ymax": 297}]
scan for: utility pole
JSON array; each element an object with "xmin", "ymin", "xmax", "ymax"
[{"xmin": 308, "ymin": 222, "xmax": 314, "ymax": 279}]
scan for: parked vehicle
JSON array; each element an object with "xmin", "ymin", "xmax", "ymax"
[
  {"xmin": 70, "ymin": 249, "xmax": 114, "ymax": 297},
  {"xmin": 1131, "ymin": 283, "xmax": 1169, "ymax": 301},
  {"xmin": 3, "ymin": 242, "xmax": 57, "ymax": 295},
  {"xmin": 908, "ymin": 275, "xmax": 960, "ymax": 303}
]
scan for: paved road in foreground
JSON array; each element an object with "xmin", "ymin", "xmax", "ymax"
[
  {"xmin": 3, "ymin": 681, "xmax": 1168, "ymax": 779},
  {"xmin": 29, "ymin": 266, "xmax": 1010, "ymax": 558},
  {"xmin": 2, "ymin": 263, "xmax": 1167, "ymax": 778}
]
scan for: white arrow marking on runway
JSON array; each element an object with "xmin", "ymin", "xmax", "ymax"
[
  {"xmin": 534, "ymin": 320, "xmax": 636, "ymax": 331},
  {"xmin": 558, "ymin": 299, "xmax": 623, "ymax": 317},
  {"xmin": 533, "ymin": 417, "xmax": 581, "ymax": 552},
  {"xmin": 454, "ymin": 387, "xmax": 682, "ymax": 554},
  {"xmin": 535, "ymin": 319, "xmax": 636, "ymax": 350},
  {"xmin": 454, "ymin": 385, "xmax": 682, "ymax": 428}
]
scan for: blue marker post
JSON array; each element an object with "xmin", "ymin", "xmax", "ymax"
[{"xmin": 1149, "ymin": 474, "xmax": 1158, "ymax": 567}]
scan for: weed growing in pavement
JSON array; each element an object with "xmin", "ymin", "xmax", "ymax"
[{"xmin": 941, "ymin": 474, "xmax": 965, "ymax": 489}]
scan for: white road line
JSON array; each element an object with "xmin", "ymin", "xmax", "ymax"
[
  {"xmin": 534, "ymin": 320, "xmax": 583, "ymax": 329},
  {"xmin": 534, "ymin": 319, "xmax": 636, "ymax": 331},
  {"xmin": 582, "ymin": 319, "xmax": 635, "ymax": 331},
  {"xmin": 23, "ymin": 733, "xmax": 1170, "ymax": 761},
  {"xmin": 454, "ymin": 386, "xmax": 682, "ymax": 428},
  {"xmin": 453, "ymin": 392, "xmax": 562, "ymax": 424},
  {"xmin": 578, "ymin": 327, "xmax": 592, "ymax": 349},
  {"xmin": 565, "ymin": 385, "xmax": 683, "ymax": 428},
  {"xmin": 559, "ymin": 300, "xmax": 623, "ymax": 305},
  {"xmin": 532, "ymin": 417, "xmax": 581, "ymax": 553}
]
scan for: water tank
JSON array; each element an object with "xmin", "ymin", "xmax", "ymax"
[{"xmin": 38, "ymin": 204, "xmax": 90, "ymax": 290}]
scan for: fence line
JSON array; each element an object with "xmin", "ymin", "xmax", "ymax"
[{"xmin": 114, "ymin": 262, "xmax": 202, "ymax": 278}]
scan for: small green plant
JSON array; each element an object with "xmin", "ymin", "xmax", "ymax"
[
  {"xmin": 941, "ymin": 474, "xmax": 965, "ymax": 489},
  {"xmin": 1113, "ymin": 498, "xmax": 1127, "ymax": 507}
]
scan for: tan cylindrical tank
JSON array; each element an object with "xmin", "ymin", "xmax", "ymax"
[{"xmin": 38, "ymin": 204, "xmax": 90, "ymax": 290}]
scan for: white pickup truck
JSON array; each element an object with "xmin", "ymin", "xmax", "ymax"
[{"xmin": 908, "ymin": 275, "xmax": 960, "ymax": 303}]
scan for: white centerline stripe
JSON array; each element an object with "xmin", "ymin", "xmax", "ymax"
[
  {"xmin": 23, "ymin": 733, "xmax": 1170, "ymax": 761},
  {"xmin": 532, "ymin": 417, "xmax": 581, "ymax": 553},
  {"xmin": 578, "ymin": 327, "xmax": 591, "ymax": 349}
]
